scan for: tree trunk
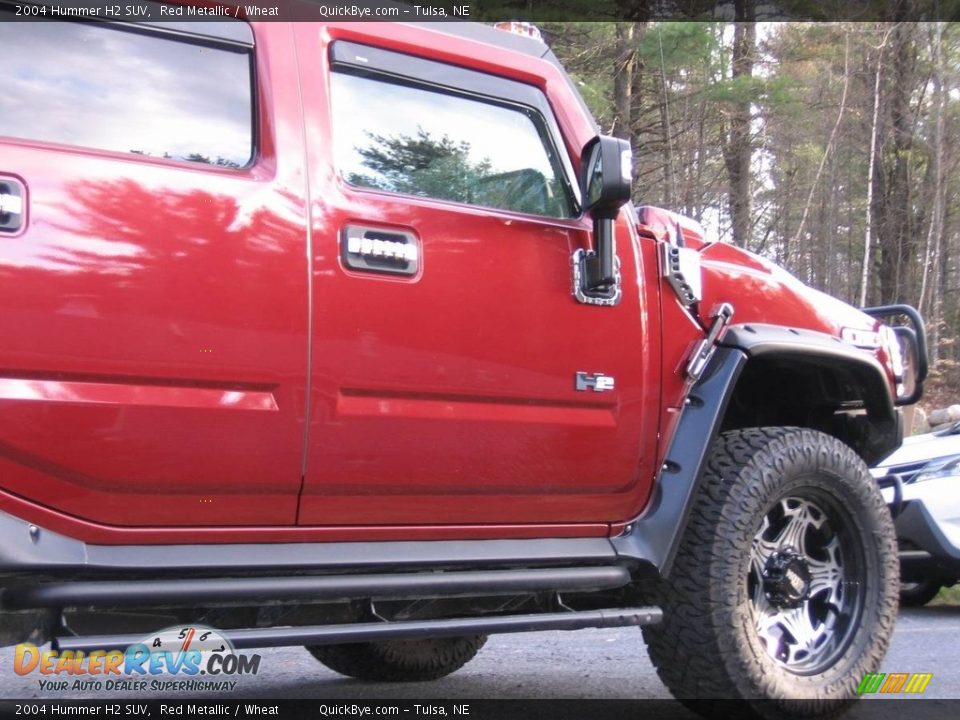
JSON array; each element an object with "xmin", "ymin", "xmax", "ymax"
[
  {"xmin": 656, "ymin": 25, "xmax": 676, "ymax": 205},
  {"xmin": 792, "ymin": 32, "xmax": 850, "ymax": 254},
  {"xmin": 722, "ymin": 1, "xmax": 756, "ymax": 248},
  {"xmin": 859, "ymin": 27, "xmax": 891, "ymax": 307},
  {"xmin": 877, "ymin": 15, "xmax": 917, "ymax": 305},
  {"xmin": 613, "ymin": 23, "xmax": 635, "ymax": 142},
  {"xmin": 919, "ymin": 22, "xmax": 945, "ymax": 362}
]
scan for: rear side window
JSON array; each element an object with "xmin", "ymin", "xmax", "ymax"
[
  {"xmin": 331, "ymin": 71, "xmax": 575, "ymax": 219},
  {"xmin": 0, "ymin": 17, "xmax": 253, "ymax": 168}
]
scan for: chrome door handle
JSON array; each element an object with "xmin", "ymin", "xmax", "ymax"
[
  {"xmin": 0, "ymin": 178, "xmax": 25, "ymax": 233},
  {"xmin": 341, "ymin": 225, "xmax": 419, "ymax": 277}
]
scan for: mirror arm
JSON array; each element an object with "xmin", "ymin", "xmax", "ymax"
[
  {"xmin": 596, "ymin": 217, "xmax": 615, "ymax": 287},
  {"xmin": 584, "ymin": 216, "xmax": 615, "ymax": 290},
  {"xmin": 573, "ymin": 134, "xmax": 630, "ymax": 304}
]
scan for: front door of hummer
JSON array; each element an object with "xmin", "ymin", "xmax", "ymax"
[{"xmin": 297, "ymin": 25, "xmax": 660, "ymax": 528}]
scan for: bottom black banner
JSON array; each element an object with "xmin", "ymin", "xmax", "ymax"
[{"xmin": 1, "ymin": 699, "xmax": 960, "ymax": 720}]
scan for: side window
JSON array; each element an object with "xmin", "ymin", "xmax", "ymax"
[
  {"xmin": 0, "ymin": 14, "xmax": 253, "ymax": 168},
  {"xmin": 330, "ymin": 71, "xmax": 575, "ymax": 219}
]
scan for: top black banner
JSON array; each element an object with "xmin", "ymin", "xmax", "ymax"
[{"xmin": 0, "ymin": 0, "xmax": 954, "ymax": 23}]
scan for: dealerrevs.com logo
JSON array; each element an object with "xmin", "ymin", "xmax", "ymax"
[{"xmin": 14, "ymin": 626, "xmax": 261, "ymax": 692}]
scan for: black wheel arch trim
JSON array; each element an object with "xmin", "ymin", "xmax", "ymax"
[
  {"xmin": 613, "ymin": 346, "xmax": 747, "ymax": 576},
  {"xmin": 721, "ymin": 323, "xmax": 901, "ymax": 463},
  {"xmin": 722, "ymin": 322, "xmax": 895, "ymax": 411},
  {"xmin": 616, "ymin": 325, "xmax": 901, "ymax": 577}
]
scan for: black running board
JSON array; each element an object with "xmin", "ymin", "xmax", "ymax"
[
  {"xmin": 54, "ymin": 607, "xmax": 663, "ymax": 653},
  {"xmin": 4, "ymin": 566, "xmax": 631, "ymax": 610}
]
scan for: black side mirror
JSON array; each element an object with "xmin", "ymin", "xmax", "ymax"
[
  {"xmin": 581, "ymin": 135, "xmax": 632, "ymax": 219},
  {"xmin": 576, "ymin": 136, "xmax": 632, "ymax": 300}
]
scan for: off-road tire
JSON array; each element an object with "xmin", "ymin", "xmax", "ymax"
[
  {"xmin": 643, "ymin": 427, "xmax": 898, "ymax": 719},
  {"xmin": 899, "ymin": 580, "xmax": 942, "ymax": 607},
  {"xmin": 306, "ymin": 636, "xmax": 487, "ymax": 682}
]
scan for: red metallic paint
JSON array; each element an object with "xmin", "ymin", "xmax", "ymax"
[
  {"xmin": 0, "ymin": 24, "xmax": 308, "ymax": 528},
  {"xmin": 699, "ymin": 242, "xmax": 878, "ymax": 336},
  {"xmin": 0, "ymin": 378, "xmax": 279, "ymax": 412},
  {"xmin": 0, "ymin": 21, "xmax": 664, "ymax": 541},
  {"xmin": 0, "ymin": 20, "xmax": 891, "ymax": 545},
  {"xmin": 296, "ymin": 23, "xmax": 662, "ymax": 526},
  {"xmin": 0, "ymin": 484, "xmax": 609, "ymax": 544},
  {"xmin": 697, "ymin": 243, "xmax": 891, "ymax": 385},
  {"xmin": 641, "ymin": 223, "xmax": 893, "ymax": 481}
]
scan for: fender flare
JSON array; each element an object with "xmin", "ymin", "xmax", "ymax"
[
  {"xmin": 614, "ymin": 324, "xmax": 900, "ymax": 577},
  {"xmin": 722, "ymin": 323, "xmax": 896, "ymax": 423}
]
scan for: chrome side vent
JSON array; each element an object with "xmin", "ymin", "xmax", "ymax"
[{"xmin": 660, "ymin": 243, "xmax": 702, "ymax": 307}]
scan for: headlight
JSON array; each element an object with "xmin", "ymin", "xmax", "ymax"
[
  {"xmin": 842, "ymin": 322, "xmax": 920, "ymax": 404},
  {"xmin": 913, "ymin": 454, "xmax": 960, "ymax": 483},
  {"xmin": 859, "ymin": 305, "xmax": 928, "ymax": 406},
  {"xmin": 840, "ymin": 327, "xmax": 881, "ymax": 348}
]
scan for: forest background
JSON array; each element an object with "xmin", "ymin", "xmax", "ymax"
[{"xmin": 540, "ymin": 17, "xmax": 960, "ymax": 414}]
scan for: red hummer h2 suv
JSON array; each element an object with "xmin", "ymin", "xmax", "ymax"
[{"xmin": 0, "ymin": 5, "xmax": 927, "ymax": 717}]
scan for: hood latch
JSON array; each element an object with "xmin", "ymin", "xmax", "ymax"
[{"xmin": 686, "ymin": 303, "xmax": 735, "ymax": 382}]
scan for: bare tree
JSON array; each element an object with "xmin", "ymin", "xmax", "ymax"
[
  {"xmin": 876, "ymin": 15, "xmax": 918, "ymax": 304},
  {"xmin": 919, "ymin": 22, "xmax": 946, "ymax": 361},
  {"xmin": 859, "ymin": 26, "xmax": 893, "ymax": 307},
  {"xmin": 792, "ymin": 31, "xmax": 850, "ymax": 250},
  {"xmin": 721, "ymin": 0, "xmax": 756, "ymax": 248},
  {"xmin": 613, "ymin": 23, "xmax": 636, "ymax": 141}
]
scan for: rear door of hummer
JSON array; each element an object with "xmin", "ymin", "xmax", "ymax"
[
  {"xmin": 0, "ymin": 17, "xmax": 307, "ymax": 528},
  {"xmin": 295, "ymin": 23, "xmax": 661, "ymax": 529}
]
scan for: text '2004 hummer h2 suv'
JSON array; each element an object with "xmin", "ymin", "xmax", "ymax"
[{"xmin": 0, "ymin": 5, "xmax": 929, "ymax": 716}]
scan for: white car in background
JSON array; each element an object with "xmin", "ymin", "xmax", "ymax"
[{"xmin": 873, "ymin": 423, "xmax": 960, "ymax": 605}]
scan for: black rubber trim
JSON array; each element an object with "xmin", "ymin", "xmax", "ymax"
[
  {"xmin": 722, "ymin": 323, "xmax": 900, "ymax": 461},
  {"xmin": 721, "ymin": 323, "xmax": 895, "ymax": 410},
  {"xmin": 3, "ymin": 566, "xmax": 631, "ymax": 610},
  {"xmin": 896, "ymin": 549, "xmax": 952, "ymax": 583},
  {"xmin": 329, "ymin": 40, "xmax": 579, "ymax": 215},
  {"xmin": 423, "ymin": 22, "xmax": 599, "ymax": 132},
  {"xmin": 876, "ymin": 473, "xmax": 905, "ymax": 518},
  {"xmin": 0, "ymin": 510, "xmax": 619, "ymax": 573},
  {"xmin": 615, "ymin": 324, "xmax": 902, "ymax": 577},
  {"xmin": 331, "ymin": 40, "xmax": 554, "ymax": 117},
  {"xmin": 54, "ymin": 607, "xmax": 663, "ymax": 653},
  {"xmin": 612, "ymin": 346, "xmax": 747, "ymax": 577}
]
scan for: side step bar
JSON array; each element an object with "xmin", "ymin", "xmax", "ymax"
[
  {"xmin": 55, "ymin": 607, "xmax": 663, "ymax": 653},
  {"xmin": 4, "ymin": 566, "xmax": 631, "ymax": 610}
]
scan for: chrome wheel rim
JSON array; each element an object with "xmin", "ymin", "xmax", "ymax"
[{"xmin": 748, "ymin": 492, "xmax": 863, "ymax": 674}]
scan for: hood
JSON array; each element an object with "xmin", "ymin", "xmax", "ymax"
[{"xmin": 698, "ymin": 242, "xmax": 877, "ymax": 338}]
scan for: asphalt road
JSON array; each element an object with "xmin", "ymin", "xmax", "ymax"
[{"xmin": 2, "ymin": 606, "xmax": 959, "ymax": 709}]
